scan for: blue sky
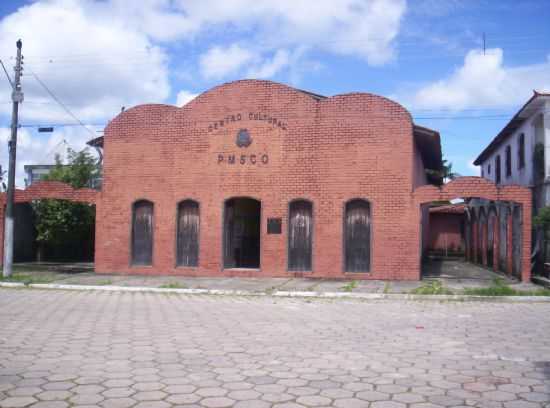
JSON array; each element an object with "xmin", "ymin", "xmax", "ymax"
[{"xmin": 0, "ymin": 0, "xmax": 549, "ymax": 186}]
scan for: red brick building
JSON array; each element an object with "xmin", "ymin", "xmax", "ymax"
[{"xmin": 0, "ymin": 80, "xmax": 534, "ymax": 281}]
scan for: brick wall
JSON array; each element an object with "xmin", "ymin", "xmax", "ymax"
[
  {"xmin": 95, "ymin": 79, "xmax": 424, "ymax": 279},
  {"xmin": 428, "ymin": 213, "xmax": 464, "ymax": 253}
]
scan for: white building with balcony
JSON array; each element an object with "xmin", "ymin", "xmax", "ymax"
[{"xmin": 474, "ymin": 91, "xmax": 550, "ymax": 212}]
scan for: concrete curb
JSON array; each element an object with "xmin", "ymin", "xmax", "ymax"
[
  {"xmin": 0, "ymin": 282, "xmax": 26, "ymax": 288},
  {"xmin": 0, "ymin": 282, "xmax": 546, "ymax": 302}
]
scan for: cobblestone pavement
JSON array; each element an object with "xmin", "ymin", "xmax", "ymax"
[{"xmin": 0, "ymin": 289, "xmax": 549, "ymax": 408}]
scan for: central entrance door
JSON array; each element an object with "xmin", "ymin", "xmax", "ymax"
[{"xmin": 224, "ymin": 198, "xmax": 261, "ymax": 269}]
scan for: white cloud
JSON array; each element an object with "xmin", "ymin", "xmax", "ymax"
[
  {"xmin": 200, "ymin": 45, "xmax": 292, "ymax": 80},
  {"xmin": 247, "ymin": 50, "xmax": 290, "ymax": 79},
  {"xmin": 193, "ymin": 0, "xmax": 406, "ymax": 80},
  {"xmin": 467, "ymin": 159, "xmax": 478, "ymax": 174},
  {"xmin": 406, "ymin": 48, "xmax": 550, "ymax": 110},
  {"xmin": 0, "ymin": 0, "xmax": 170, "ymax": 123},
  {"xmin": 200, "ymin": 44, "xmax": 255, "ymax": 79},
  {"xmin": 175, "ymin": 90, "xmax": 199, "ymax": 106}
]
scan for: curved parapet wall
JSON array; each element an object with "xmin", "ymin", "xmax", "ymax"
[{"xmin": 0, "ymin": 181, "xmax": 98, "ymax": 205}]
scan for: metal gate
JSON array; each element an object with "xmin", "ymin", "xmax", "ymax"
[
  {"xmin": 177, "ymin": 200, "xmax": 199, "ymax": 267},
  {"xmin": 132, "ymin": 200, "xmax": 153, "ymax": 265},
  {"xmin": 288, "ymin": 200, "xmax": 312, "ymax": 271},
  {"xmin": 344, "ymin": 199, "xmax": 371, "ymax": 272}
]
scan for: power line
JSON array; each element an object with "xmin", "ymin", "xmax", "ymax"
[
  {"xmin": 0, "ymin": 59, "xmax": 14, "ymax": 89},
  {"xmin": 28, "ymin": 69, "xmax": 97, "ymax": 138}
]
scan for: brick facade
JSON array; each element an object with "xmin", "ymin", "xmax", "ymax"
[{"xmin": 0, "ymin": 80, "xmax": 533, "ymax": 281}]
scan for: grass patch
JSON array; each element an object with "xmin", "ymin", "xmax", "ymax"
[
  {"xmin": 463, "ymin": 277, "xmax": 550, "ymax": 296},
  {"xmin": 341, "ymin": 280, "xmax": 358, "ymax": 292},
  {"xmin": 383, "ymin": 282, "xmax": 391, "ymax": 294},
  {"xmin": 411, "ymin": 280, "xmax": 454, "ymax": 295},
  {"xmin": 0, "ymin": 272, "xmax": 59, "ymax": 285},
  {"xmin": 159, "ymin": 282, "xmax": 186, "ymax": 289},
  {"xmin": 96, "ymin": 280, "xmax": 113, "ymax": 286}
]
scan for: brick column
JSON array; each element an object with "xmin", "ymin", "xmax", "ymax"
[
  {"xmin": 493, "ymin": 218, "xmax": 499, "ymax": 272},
  {"xmin": 0, "ymin": 204, "xmax": 4, "ymax": 266},
  {"xmin": 472, "ymin": 220, "xmax": 478, "ymax": 264},
  {"xmin": 482, "ymin": 221, "xmax": 488, "ymax": 266},
  {"xmin": 506, "ymin": 212, "xmax": 513, "ymax": 276}
]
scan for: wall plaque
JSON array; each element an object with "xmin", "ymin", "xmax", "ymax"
[{"xmin": 267, "ymin": 218, "xmax": 282, "ymax": 234}]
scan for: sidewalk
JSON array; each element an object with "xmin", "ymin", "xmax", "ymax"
[{"xmin": 2, "ymin": 261, "xmax": 547, "ymax": 300}]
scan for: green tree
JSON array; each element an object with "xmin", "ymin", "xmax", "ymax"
[
  {"xmin": 533, "ymin": 206, "xmax": 550, "ymax": 229},
  {"xmin": 32, "ymin": 148, "xmax": 98, "ymax": 260},
  {"xmin": 441, "ymin": 159, "xmax": 459, "ymax": 182},
  {"xmin": 426, "ymin": 158, "xmax": 460, "ymax": 185}
]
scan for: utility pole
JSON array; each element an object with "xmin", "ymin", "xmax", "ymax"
[
  {"xmin": 3, "ymin": 39, "xmax": 23, "ymax": 278},
  {"xmin": 482, "ymin": 32, "xmax": 486, "ymax": 55}
]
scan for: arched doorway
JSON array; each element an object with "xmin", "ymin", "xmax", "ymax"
[
  {"xmin": 344, "ymin": 199, "xmax": 371, "ymax": 273},
  {"xmin": 288, "ymin": 200, "xmax": 313, "ymax": 271},
  {"xmin": 223, "ymin": 198, "xmax": 261, "ymax": 269}
]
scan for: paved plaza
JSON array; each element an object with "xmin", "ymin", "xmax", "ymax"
[{"xmin": 0, "ymin": 289, "xmax": 549, "ymax": 408}]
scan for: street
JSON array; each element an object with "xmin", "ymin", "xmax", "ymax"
[{"xmin": 0, "ymin": 289, "xmax": 549, "ymax": 408}]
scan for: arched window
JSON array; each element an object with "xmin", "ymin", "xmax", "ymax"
[
  {"xmin": 344, "ymin": 199, "xmax": 371, "ymax": 272},
  {"xmin": 132, "ymin": 200, "xmax": 153, "ymax": 265},
  {"xmin": 177, "ymin": 200, "xmax": 199, "ymax": 267},
  {"xmin": 288, "ymin": 200, "xmax": 313, "ymax": 271}
]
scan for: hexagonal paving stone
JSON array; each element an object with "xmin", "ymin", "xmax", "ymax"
[
  {"xmin": 132, "ymin": 391, "xmax": 166, "ymax": 401},
  {"xmin": 99, "ymin": 397, "xmax": 136, "ymax": 408},
  {"xmin": 166, "ymin": 393, "xmax": 201, "ymax": 404},
  {"xmin": 36, "ymin": 391, "xmax": 73, "ymax": 401},
  {"xmin": 320, "ymin": 388, "xmax": 354, "ymax": 399},
  {"xmin": 31, "ymin": 402, "xmax": 69, "ymax": 408},
  {"xmin": 333, "ymin": 398, "xmax": 370, "ymax": 408},
  {"xmin": 393, "ymin": 393, "xmax": 425, "ymax": 404},
  {"xmin": 42, "ymin": 382, "xmax": 74, "ymax": 391},
  {"xmin": 261, "ymin": 393, "xmax": 294, "ymax": 403},
  {"xmin": 233, "ymin": 400, "xmax": 271, "ymax": 408},
  {"xmin": 101, "ymin": 388, "xmax": 135, "ymax": 398},
  {"xmin": 371, "ymin": 402, "xmax": 407, "ymax": 408},
  {"xmin": 483, "ymin": 391, "xmax": 517, "ymax": 402},
  {"xmin": 0, "ymin": 397, "xmax": 37, "ymax": 407},
  {"xmin": 195, "ymin": 387, "xmax": 227, "ymax": 397},
  {"xmin": 200, "ymin": 397, "xmax": 236, "ymax": 408},
  {"xmin": 102, "ymin": 380, "xmax": 134, "ymax": 388},
  {"xmin": 71, "ymin": 385, "xmax": 105, "ymax": 395},
  {"xmin": 227, "ymin": 390, "xmax": 261, "ymax": 401},
  {"xmin": 356, "ymin": 391, "xmax": 389, "ymax": 402},
  {"xmin": 69, "ymin": 393, "xmax": 105, "ymax": 405},
  {"xmin": 519, "ymin": 392, "xmax": 550, "ymax": 402},
  {"xmin": 295, "ymin": 395, "xmax": 332, "ymax": 406},
  {"xmin": 133, "ymin": 402, "xmax": 170, "ymax": 408},
  {"xmin": 504, "ymin": 401, "xmax": 542, "ymax": 408},
  {"xmin": 7, "ymin": 388, "xmax": 42, "ymax": 397}
]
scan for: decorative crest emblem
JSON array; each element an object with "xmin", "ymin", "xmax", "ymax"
[{"xmin": 236, "ymin": 129, "xmax": 252, "ymax": 148}]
